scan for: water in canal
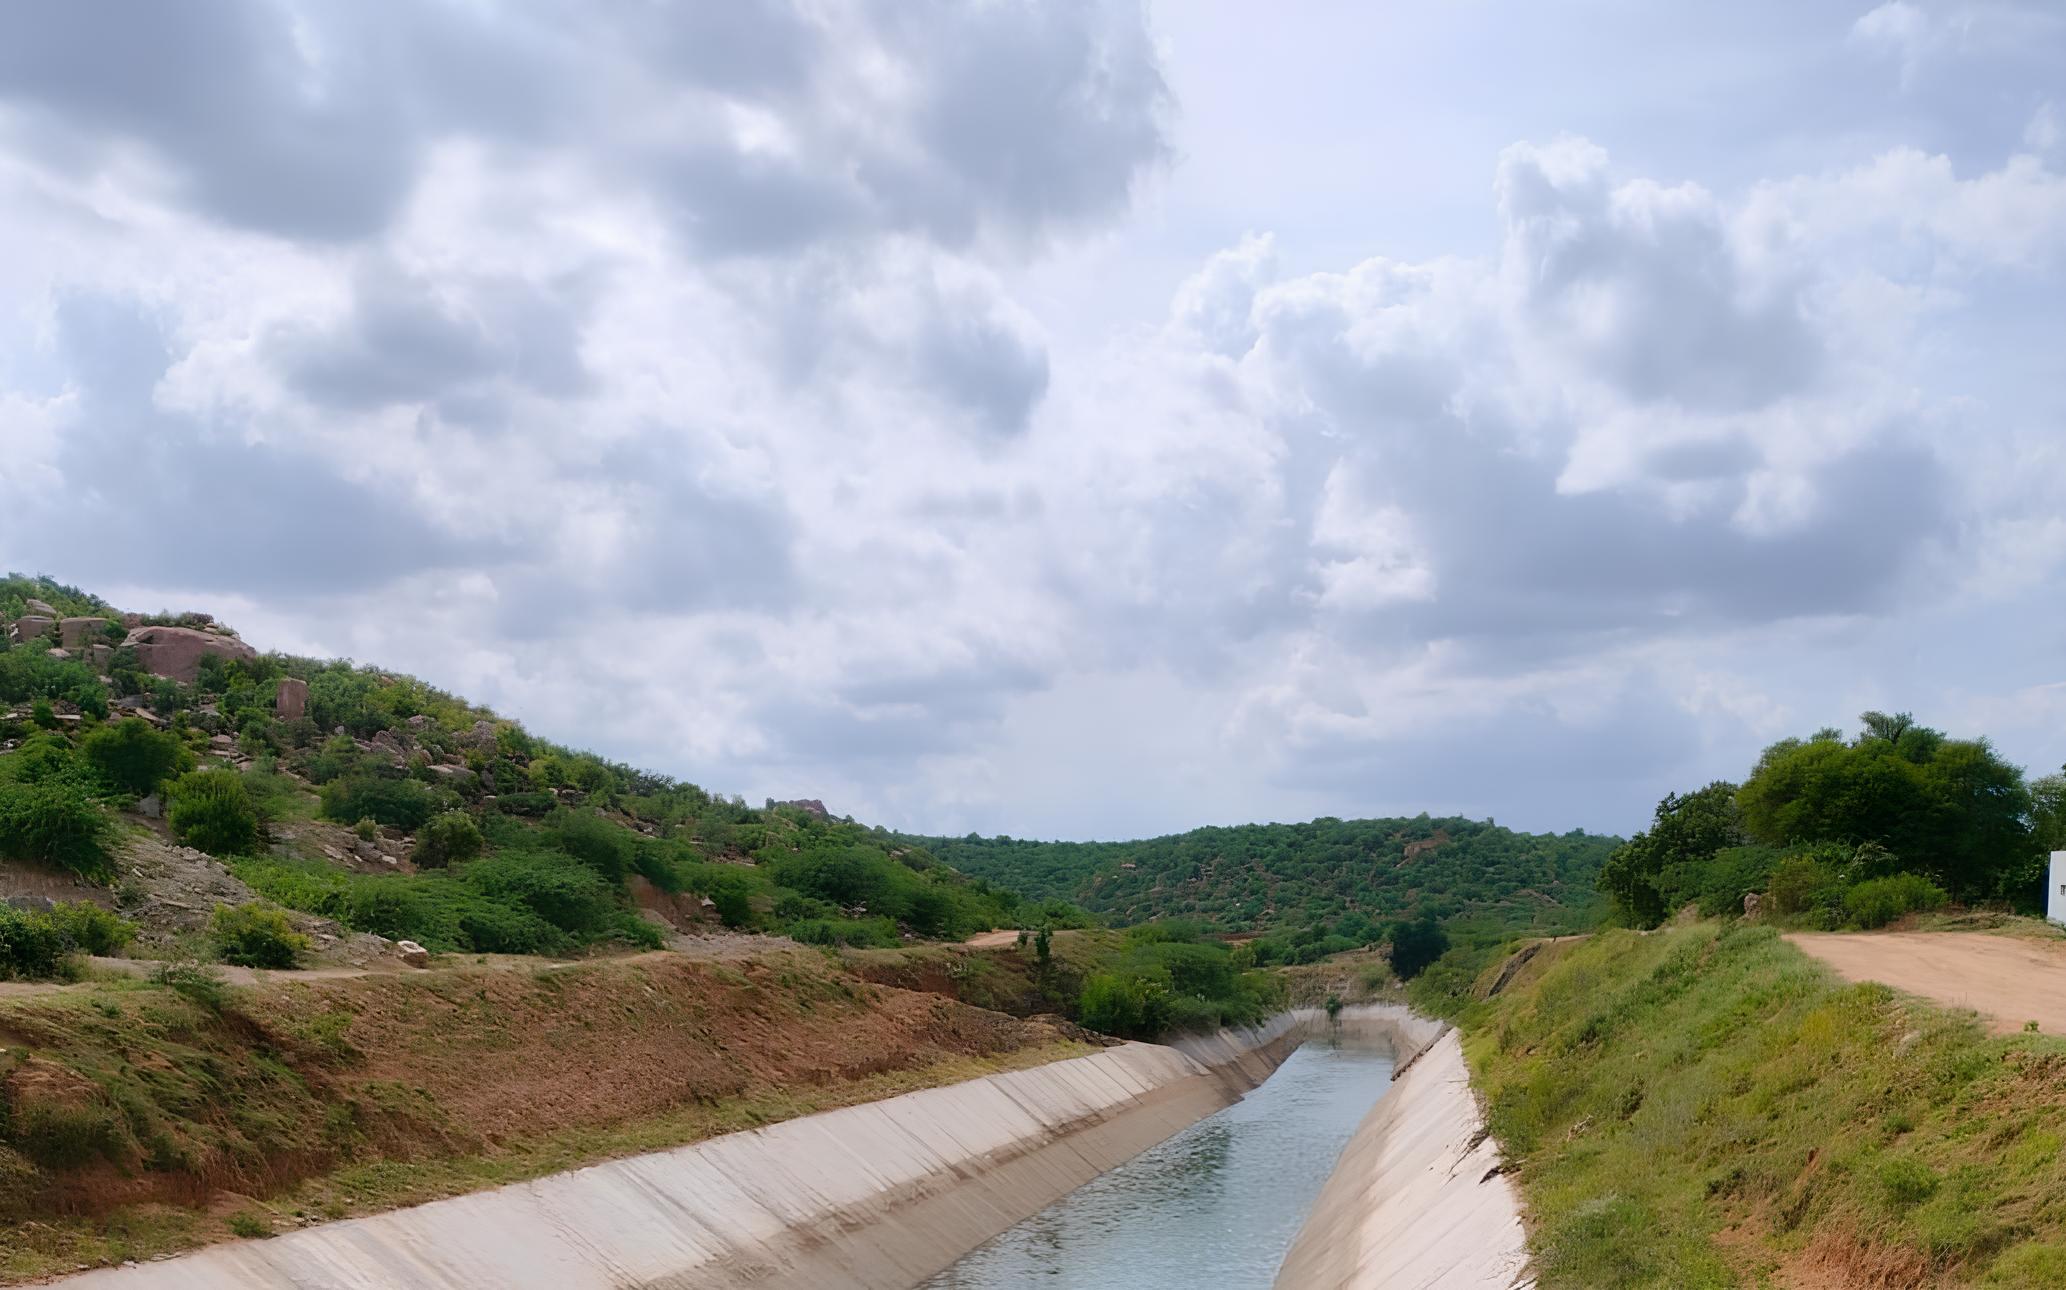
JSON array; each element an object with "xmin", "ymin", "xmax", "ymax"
[{"xmin": 919, "ymin": 1040, "xmax": 1394, "ymax": 1289}]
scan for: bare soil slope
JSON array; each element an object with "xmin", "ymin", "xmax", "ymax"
[{"xmin": 1787, "ymin": 929, "xmax": 2066, "ymax": 1035}]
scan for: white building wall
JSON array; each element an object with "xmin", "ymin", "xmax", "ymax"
[{"xmin": 2050, "ymin": 851, "xmax": 2066, "ymax": 927}]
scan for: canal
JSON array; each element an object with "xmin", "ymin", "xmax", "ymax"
[{"xmin": 919, "ymin": 1039, "xmax": 1395, "ymax": 1289}]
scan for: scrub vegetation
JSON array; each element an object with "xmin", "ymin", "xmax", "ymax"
[{"xmin": 911, "ymin": 815, "xmax": 1617, "ymax": 950}]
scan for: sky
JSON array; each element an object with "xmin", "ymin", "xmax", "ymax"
[{"xmin": 1, "ymin": 1, "xmax": 2063, "ymax": 842}]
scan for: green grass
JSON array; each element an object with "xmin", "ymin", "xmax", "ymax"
[{"xmin": 1459, "ymin": 924, "xmax": 2066, "ymax": 1287}]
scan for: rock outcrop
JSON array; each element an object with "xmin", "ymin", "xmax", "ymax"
[
  {"xmin": 275, "ymin": 677, "xmax": 309, "ymax": 722},
  {"xmin": 59, "ymin": 616, "xmax": 110, "ymax": 651},
  {"xmin": 8, "ymin": 615, "xmax": 53, "ymax": 645},
  {"xmin": 123, "ymin": 625, "xmax": 258, "ymax": 683},
  {"xmin": 23, "ymin": 597, "xmax": 56, "ymax": 617}
]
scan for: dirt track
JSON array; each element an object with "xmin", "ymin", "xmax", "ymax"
[{"xmin": 1788, "ymin": 931, "xmax": 2066, "ymax": 1036}]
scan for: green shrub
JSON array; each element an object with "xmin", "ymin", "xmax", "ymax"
[
  {"xmin": 29, "ymin": 699, "xmax": 56, "ymax": 730},
  {"xmin": 44, "ymin": 901, "xmax": 134, "ymax": 955},
  {"xmin": 0, "ymin": 904, "xmax": 72, "ymax": 979},
  {"xmin": 1845, "ymin": 873, "xmax": 1949, "ymax": 929},
  {"xmin": 153, "ymin": 960, "xmax": 231, "ymax": 1011},
  {"xmin": 787, "ymin": 916, "xmax": 900, "ymax": 948},
  {"xmin": 415, "ymin": 811, "xmax": 483, "ymax": 868},
  {"xmin": 319, "ymin": 774, "xmax": 434, "ymax": 831},
  {"xmin": 544, "ymin": 808, "xmax": 632, "ymax": 882},
  {"xmin": 1079, "ymin": 970, "xmax": 1173, "ymax": 1039},
  {"xmin": 464, "ymin": 851, "xmax": 616, "ymax": 936},
  {"xmin": 207, "ymin": 902, "xmax": 308, "ymax": 969},
  {"xmin": 1766, "ymin": 855, "xmax": 1844, "ymax": 917},
  {"xmin": 80, "ymin": 717, "xmax": 189, "ymax": 797},
  {"xmin": 0, "ymin": 776, "xmax": 115, "ymax": 881},
  {"xmin": 168, "ymin": 769, "xmax": 262, "ymax": 856},
  {"xmin": 492, "ymin": 791, "xmax": 556, "ymax": 817}
]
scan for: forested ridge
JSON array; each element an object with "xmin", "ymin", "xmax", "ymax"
[{"xmin": 901, "ymin": 815, "xmax": 1620, "ymax": 953}]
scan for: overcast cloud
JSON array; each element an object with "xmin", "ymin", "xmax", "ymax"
[{"xmin": 2, "ymin": 0, "xmax": 2062, "ymax": 840}]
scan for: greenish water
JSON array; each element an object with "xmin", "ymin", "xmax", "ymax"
[{"xmin": 918, "ymin": 1041, "xmax": 1394, "ymax": 1289}]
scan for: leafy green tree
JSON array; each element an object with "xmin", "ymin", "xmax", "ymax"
[
  {"xmin": 81, "ymin": 717, "xmax": 190, "ymax": 797},
  {"xmin": 1738, "ymin": 714, "xmax": 2032, "ymax": 900},
  {"xmin": 169, "ymin": 769, "xmax": 263, "ymax": 857},
  {"xmin": 1597, "ymin": 782, "xmax": 1744, "ymax": 928},
  {"xmin": 1387, "ymin": 916, "xmax": 1450, "ymax": 980}
]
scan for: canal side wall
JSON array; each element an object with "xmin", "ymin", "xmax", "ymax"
[
  {"xmin": 1273, "ymin": 1027, "xmax": 1535, "ymax": 1290},
  {"xmin": 54, "ymin": 1009, "xmax": 1366, "ymax": 1290}
]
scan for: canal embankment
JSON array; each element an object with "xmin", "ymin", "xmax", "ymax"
[{"xmin": 51, "ymin": 1009, "xmax": 1383, "ymax": 1290}]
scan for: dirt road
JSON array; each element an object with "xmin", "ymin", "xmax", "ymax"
[
  {"xmin": 1788, "ymin": 931, "xmax": 2066, "ymax": 1036},
  {"xmin": 962, "ymin": 929, "xmax": 1025, "ymax": 949}
]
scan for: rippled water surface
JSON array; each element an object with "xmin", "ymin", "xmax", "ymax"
[{"xmin": 918, "ymin": 1041, "xmax": 1393, "ymax": 1289}]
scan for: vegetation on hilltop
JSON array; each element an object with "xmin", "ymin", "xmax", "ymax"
[
  {"xmin": 0, "ymin": 574, "xmax": 1075, "ymax": 974},
  {"xmin": 1435, "ymin": 923, "xmax": 2066, "ymax": 1288},
  {"xmin": 1600, "ymin": 712, "xmax": 2047, "ymax": 931},
  {"xmin": 908, "ymin": 816, "xmax": 1616, "ymax": 960}
]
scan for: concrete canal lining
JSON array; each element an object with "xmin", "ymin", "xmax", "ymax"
[
  {"xmin": 56, "ymin": 1008, "xmax": 1443, "ymax": 1290},
  {"xmin": 1273, "ymin": 1027, "xmax": 1534, "ymax": 1289}
]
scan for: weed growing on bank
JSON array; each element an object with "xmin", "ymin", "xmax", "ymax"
[{"xmin": 1457, "ymin": 924, "xmax": 2066, "ymax": 1287}]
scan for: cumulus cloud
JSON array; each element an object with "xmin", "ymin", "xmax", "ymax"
[{"xmin": 0, "ymin": 1, "xmax": 2060, "ymax": 839}]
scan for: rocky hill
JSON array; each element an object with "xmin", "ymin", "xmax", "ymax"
[{"xmin": 0, "ymin": 573, "xmax": 1042, "ymax": 974}]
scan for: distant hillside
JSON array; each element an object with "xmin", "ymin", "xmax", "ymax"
[{"xmin": 901, "ymin": 815, "xmax": 1620, "ymax": 955}]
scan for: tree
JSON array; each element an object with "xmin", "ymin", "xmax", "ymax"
[
  {"xmin": 1737, "ymin": 715, "xmax": 2032, "ymax": 900},
  {"xmin": 81, "ymin": 717, "xmax": 190, "ymax": 797},
  {"xmin": 1386, "ymin": 916, "xmax": 1450, "ymax": 980},
  {"xmin": 1597, "ymin": 782, "xmax": 1745, "ymax": 928}
]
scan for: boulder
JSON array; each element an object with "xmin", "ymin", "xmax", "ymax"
[
  {"xmin": 467, "ymin": 719, "xmax": 497, "ymax": 747},
  {"xmin": 23, "ymin": 598, "xmax": 56, "ymax": 617},
  {"xmin": 396, "ymin": 940, "xmax": 431, "ymax": 968},
  {"xmin": 275, "ymin": 677, "xmax": 309, "ymax": 723},
  {"xmin": 1742, "ymin": 891, "xmax": 1762, "ymax": 920},
  {"xmin": 9, "ymin": 616, "xmax": 53, "ymax": 644},
  {"xmin": 122, "ymin": 625, "xmax": 257, "ymax": 683},
  {"xmin": 87, "ymin": 643, "xmax": 114, "ymax": 672},
  {"xmin": 58, "ymin": 617, "xmax": 110, "ymax": 651}
]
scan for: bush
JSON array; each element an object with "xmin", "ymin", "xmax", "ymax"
[
  {"xmin": 207, "ymin": 902, "xmax": 308, "ymax": 968},
  {"xmin": 1766, "ymin": 855, "xmax": 1844, "ymax": 917},
  {"xmin": 415, "ymin": 811, "xmax": 484, "ymax": 868},
  {"xmin": 319, "ymin": 774, "xmax": 435, "ymax": 831},
  {"xmin": 45, "ymin": 901, "xmax": 134, "ymax": 955},
  {"xmin": 168, "ymin": 769, "xmax": 262, "ymax": 856},
  {"xmin": 1079, "ymin": 970, "xmax": 1173, "ymax": 1039},
  {"xmin": 0, "ymin": 905, "xmax": 72, "ymax": 980},
  {"xmin": 492, "ymin": 791, "xmax": 556, "ymax": 817},
  {"xmin": 787, "ymin": 916, "xmax": 900, "ymax": 948},
  {"xmin": 464, "ymin": 851, "xmax": 616, "ymax": 936},
  {"xmin": 0, "ymin": 777, "xmax": 115, "ymax": 881},
  {"xmin": 1845, "ymin": 873, "xmax": 1948, "ymax": 929},
  {"xmin": 80, "ymin": 717, "xmax": 189, "ymax": 797},
  {"xmin": 544, "ymin": 809, "xmax": 632, "ymax": 882}
]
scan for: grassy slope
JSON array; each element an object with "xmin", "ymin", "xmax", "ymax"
[
  {"xmin": 1455, "ymin": 924, "xmax": 2066, "ymax": 1288},
  {"xmin": 0, "ymin": 952, "xmax": 1084, "ymax": 1282}
]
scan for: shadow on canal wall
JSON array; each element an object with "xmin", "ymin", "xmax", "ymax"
[{"xmin": 52, "ymin": 1007, "xmax": 1436, "ymax": 1290}]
